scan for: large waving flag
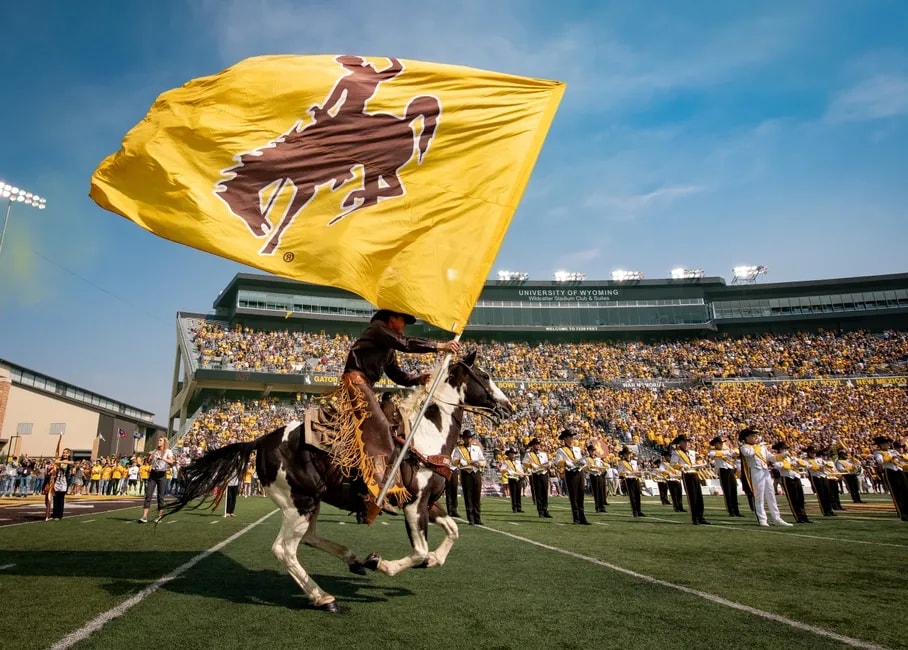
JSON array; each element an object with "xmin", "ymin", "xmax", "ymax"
[{"xmin": 90, "ymin": 55, "xmax": 564, "ymax": 332}]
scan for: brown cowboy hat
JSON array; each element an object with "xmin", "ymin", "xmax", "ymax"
[{"xmin": 371, "ymin": 309, "xmax": 416, "ymax": 325}]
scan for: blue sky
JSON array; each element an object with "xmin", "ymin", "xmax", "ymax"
[{"xmin": 0, "ymin": 0, "xmax": 906, "ymax": 424}]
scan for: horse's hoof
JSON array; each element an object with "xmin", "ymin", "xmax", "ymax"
[
  {"xmin": 363, "ymin": 553, "xmax": 381, "ymax": 571},
  {"xmin": 348, "ymin": 560, "xmax": 367, "ymax": 576},
  {"xmin": 414, "ymin": 556, "xmax": 430, "ymax": 569},
  {"xmin": 318, "ymin": 601, "xmax": 340, "ymax": 614}
]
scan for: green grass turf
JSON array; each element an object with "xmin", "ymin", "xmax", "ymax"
[{"xmin": 1, "ymin": 495, "xmax": 905, "ymax": 649}]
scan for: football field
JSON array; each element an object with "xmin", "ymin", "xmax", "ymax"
[{"xmin": 1, "ymin": 494, "xmax": 905, "ymax": 649}]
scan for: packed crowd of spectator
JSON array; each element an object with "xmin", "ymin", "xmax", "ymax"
[
  {"xmin": 179, "ymin": 321, "xmax": 908, "ymax": 470},
  {"xmin": 190, "ymin": 320, "xmax": 908, "ymax": 381},
  {"xmin": 0, "ymin": 454, "xmax": 187, "ymax": 498}
]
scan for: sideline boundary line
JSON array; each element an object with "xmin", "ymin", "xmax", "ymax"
[
  {"xmin": 480, "ymin": 524, "xmax": 888, "ymax": 650},
  {"xmin": 49, "ymin": 509, "xmax": 279, "ymax": 650},
  {"xmin": 707, "ymin": 521, "xmax": 908, "ymax": 549}
]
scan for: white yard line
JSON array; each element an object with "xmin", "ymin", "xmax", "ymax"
[
  {"xmin": 480, "ymin": 524, "xmax": 887, "ymax": 650},
  {"xmin": 0, "ymin": 563, "xmax": 16, "ymax": 571},
  {"xmin": 709, "ymin": 521, "xmax": 908, "ymax": 549},
  {"xmin": 49, "ymin": 509, "xmax": 279, "ymax": 650}
]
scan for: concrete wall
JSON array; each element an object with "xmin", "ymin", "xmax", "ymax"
[{"xmin": 2, "ymin": 384, "xmax": 101, "ymax": 458}]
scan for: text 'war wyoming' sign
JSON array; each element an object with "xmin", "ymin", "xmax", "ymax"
[{"xmin": 90, "ymin": 55, "xmax": 564, "ymax": 332}]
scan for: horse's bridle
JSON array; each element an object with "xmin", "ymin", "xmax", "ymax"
[{"xmin": 429, "ymin": 360, "xmax": 506, "ymax": 423}]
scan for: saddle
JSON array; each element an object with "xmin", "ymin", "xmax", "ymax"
[{"xmin": 302, "ymin": 396, "xmax": 451, "ymax": 482}]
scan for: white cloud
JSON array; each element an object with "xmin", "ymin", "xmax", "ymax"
[
  {"xmin": 825, "ymin": 74, "xmax": 908, "ymax": 123},
  {"xmin": 582, "ymin": 184, "xmax": 707, "ymax": 221}
]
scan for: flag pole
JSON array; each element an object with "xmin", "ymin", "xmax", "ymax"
[{"xmin": 376, "ymin": 332, "xmax": 461, "ymax": 506}]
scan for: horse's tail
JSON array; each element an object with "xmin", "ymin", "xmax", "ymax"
[
  {"xmin": 161, "ymin": 438, "xmax": 259, "ymax": 520},
  {"xmin": 406, "ymin": 96, "xmax": 441, "ymax": 164}
]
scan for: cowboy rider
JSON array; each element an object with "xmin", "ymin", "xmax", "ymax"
[{"xmin": 343, "ymin": 309, "xmax": 461, "ymax": 516}]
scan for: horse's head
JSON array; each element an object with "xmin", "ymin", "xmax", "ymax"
[{"xmin": 447, "ymin": 350, "xmax": 514, "ymax": 425}]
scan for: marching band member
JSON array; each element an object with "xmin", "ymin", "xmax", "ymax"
[
  {"xmin": 709, "ymin": 435, "xmax": 743, "ymax": 517},
  {"xmin": 803, "ymin": 445, "xmax": 834, "ymax": 517},
  {"xmin": 522, "ymin": 437, "xmax": 553, "ymax": 518},
  {"xmin": 618, "ymin": 446, "xmax": 645, "ymax": 518},
  {"xmin": 445, "ymin": 456, "xmax": 460, "ymax": 519},
  {"xmin": 771, "ymin": 440, "xmax": 811, "ymax": 524},
  {"xmin": 739, "ymin": 428, "xmax": 792, "ymax": 527},
  {"xmin": 554, "ymin": 430, "xmax": 590, "ymax": 525},
  {"xmin": 873, "ymin": 436, "xmax": 908, "ymax": 521},
  {"xmin": 499, "ymin": 448, "xmax": 525, "ymax": 513},
  {"xmin": 451, "ymin": 430, "xmax": 486, "ymax": 525},
  {"xmin": 586, "ymin": 444, "xmax": 608, "ymax": 513},
  {"xmin": 835, "ymin": 450, "xmax": 864, "ymax": 504},
  {"xmin": 822, "ymin": 448, "xmax": 845, "ymax": 511},
  {"xmin": 670, "ymin": 435, "xmax": 710, "ymax": 525},
  {"xmin": 658, "ymin": 450, "xmax": 685, "ymax": 512}
]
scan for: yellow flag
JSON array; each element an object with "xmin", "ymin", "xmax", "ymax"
[{"xmin": 90, "ymin": 55, "xmax": 564, "ymax": 332}]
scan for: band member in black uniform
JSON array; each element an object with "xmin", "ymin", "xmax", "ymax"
[
  {"xmin": 771, "ymin": 441, "xmax": 811, "ymax": 523},
  {"xmin": 709, "ymin": 436, "xmax": 743, "ymax": 517},
  {"xmin": 522, "ymin": 437, "xmax": 553, "ymax": 518},
  {"xmin": 586, "ymin": 444, "xmax": 608, "ymax": 513},
  {"xmin": 658, "ymin": 450, "xmax": 685, "ymax": 512},
  {"xmin": 804, "ymin": 445, "xmax": 834, "ymax": 517},
  {"xmin": 618, "ymin": 446, "xmax": 645, "ymax": 517},
  {"xmin": 554, "ymin": 430, "xmax": 590, "ymax": 525},
  {"xmin": 873, "ymin": 436, "xmax": 908, "ymax": 521},
  {"xmin": 500, "ymin": 448, "xmax": 525, "ymax": 513},
  {"xmin": 451, "ymin": 430, "xmax": 486, "ymax": 525},
  {"xmin": 835, "ymin": 450, "xmax": 864, "ymax": 504},
  {"xmin": 671, "ymin": 435, "xmax": 709, "ymax": 525},
  {"xmin": 445, "ymin": 462, "xmax": 460, "ymax": 518}
]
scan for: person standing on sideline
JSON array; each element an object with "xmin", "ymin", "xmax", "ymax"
[
  {"xmin": 140, "ymin": 436, "xmax": 174, "ymax": 523},
  {"xmin": 522, "ymin": 437, "xmax": 552, "ymax": 518},
  {"xmin": 671, "ymin": 435, "xmax": 710, "ymax": 525},
  {"xmin": 225, "ymin": 470, "xmax": 240, "ymax": 518},
  {"xmin": 48, "ymin": 449, "xmax": 74, "ymax": 520},
  {"xmin": 451, "ymin": 430, "xmax": 486, "ymax": 525},
  {"xmin": 708, "ymin": 436, "xmax": 743, "ymax": 517},
  {"xmin": 739, "ymin": 428, "xmax": 791, "ymax": 527},
  {"xmin": 554, "ymin": 430, "xmax": 589, "ymax": 525}
]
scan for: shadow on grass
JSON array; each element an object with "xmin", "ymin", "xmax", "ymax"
[{"xmin": 1, "ymin": 550, "xmax": 414, "ymax": 608}]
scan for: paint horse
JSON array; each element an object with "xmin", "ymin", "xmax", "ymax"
[{"xmin": 163, "ymin": 351, "xmax": 513, "ymax": 611}]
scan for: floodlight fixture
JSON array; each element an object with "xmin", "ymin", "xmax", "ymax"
[
  {"xmin": 731, "ymin": 264, "xmax": 768, "ymax": 284},
  {"xmin": 553, "ymin": 270, "xmax": 586, "ymax": 282},
  {"xmin": 671, "ymin": 267, "xmax": 705, "ymax": 280},
  {"xmin": 497, "ymin": 270, "xmax": 529, "ymax": 282},
  {"xmin": 0, "ymin": 179, "xmax": 47, "ymax": 258},
  {"xmin": 611, "ymin": 270, "xmax": 644, "ymax": 282}
]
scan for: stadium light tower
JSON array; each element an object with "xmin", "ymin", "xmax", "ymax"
[
  {"xmin": 731, "ymin": 264, "xmax": 768, "ymax": 284},
  {"xmin": 671, "ymin": 267, "xmax": 705, "ymax": 280},
  {"xmin": 611, "ymin": 270, "xmax": 644, "ymax": 282},
  {"xmin": 0, "ymin": 180, "xmax": 47, "ymax": 258}
]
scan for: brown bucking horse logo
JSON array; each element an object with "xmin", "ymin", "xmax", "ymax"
[{"xmin": 214, "ymin": 55, "xmax": 442, "ymax": 255}]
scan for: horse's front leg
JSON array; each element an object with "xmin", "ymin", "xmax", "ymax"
[
  {"xmin": 372, "ymin": 501, "xmax": 430, "ymax": 577},
  {"xmin": 302, "ymin": 510, "xmax": 372, "ymax": 576}
]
